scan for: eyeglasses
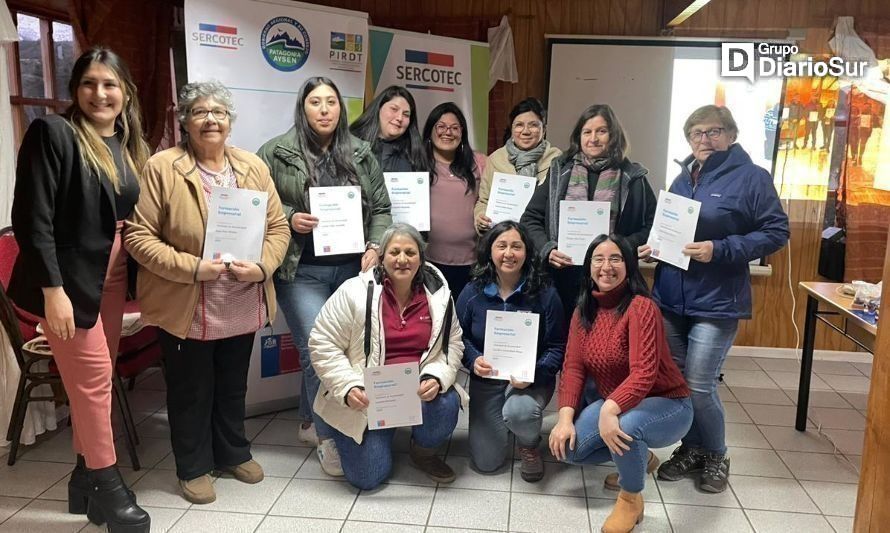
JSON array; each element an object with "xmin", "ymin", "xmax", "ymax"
[
  {"xmin": 689, "ymin": 127, "xmax": 725, "ymax": 141},
  {"xmin": 591, "ymin": 255, "xmax": 625, "ymax": 267},
  {"xmin": 513, "ymin": 121, "xmax": 543, "ymax": 132},
  {"xmin": 435, "ymin": 123, "xmax": 462, "ymax": 135},
  {"xmin": 191, "ymin": 108, "xmax": 229, "ymax": 120}
]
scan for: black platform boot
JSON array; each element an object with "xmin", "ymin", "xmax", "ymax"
[
  {"xmin": 85, "ymin": 466, "xmax": 150, "ymax": 533},
  {"xmin": 69, "ymin": 455, "xmax": 137, "ymax": 515}
]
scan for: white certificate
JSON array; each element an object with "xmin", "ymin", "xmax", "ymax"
[
  {"xmin": 203, "ymin": 186, "xmax": 268, "ymax": 263},
  {"xmin": 485, "ymin": 172, "xmax": 537, "ymax": 224},
  {"xmin": 309, "ymin": 186, "xmax": 364, "ymax": 256},
  {"xmin": 860, "ymin": 115, "xmax": 872, "ymax": 128},
  {"xmin": 364, "ymin": 362, "xmax": 422, "ymax": 430},
  {"xmin": 557, "ymin": 201, "xmax": 610, "ymax": 264},
  {"xmin": 483, "ymin": 310, "xmax": 539, "ymax": 382},
  {"xmin": 384, "ymin": 172, "xmax": 430, "ymax": 231},
  {"xmin": 808, "ymin": 111, "xmax": 819, "ymax": 122},
  {"xmin": 646, "ymin": 190, "xmax": 701, "ymax": 271}
]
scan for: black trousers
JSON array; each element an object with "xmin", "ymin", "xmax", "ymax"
[
  {"xmin": 159, "ymin": 330, "xmax": 255, "ymax": 481},
  {"xmin": 552, "ymin": 264, "xmax": 585, "ymax": 320},
  {"xmin": 431, "ymin": 262, "xmax": 472, "ymax": 299}
]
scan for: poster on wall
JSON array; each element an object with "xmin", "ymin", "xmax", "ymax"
[
  {"xmin": 184, "ymin": 0, "xmax": 368, "ymax": 152},
  {"xmin": 368, "ymin": 26, "xmax": 489, "ymax": 152}
]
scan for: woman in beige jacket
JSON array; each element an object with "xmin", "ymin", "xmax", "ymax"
[
  {"xmin": 474, "ymin": 98, "xmax": 562, "ymax": 233},
  {"xmin": 125, "ymin": 81, "xmax": 289, "ymax": 505}
]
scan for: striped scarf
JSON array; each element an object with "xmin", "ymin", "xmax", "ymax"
[{"xmin": 566, "ymin": 154, "xmax": 622, "ymax": 232}]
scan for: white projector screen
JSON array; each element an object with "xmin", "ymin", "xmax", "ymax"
[{"xmin": 546, "ymin": 37, "xmax": 785, "ymax": 191}]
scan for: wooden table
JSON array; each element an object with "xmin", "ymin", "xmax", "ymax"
[{"xmin": 795, "ymin": 282, "xmax": 877, "ymax": 431}]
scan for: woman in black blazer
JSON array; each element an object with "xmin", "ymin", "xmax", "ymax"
[{"xmin": 9, "ymin": 48, "xmax": 151, "ymax": 533}]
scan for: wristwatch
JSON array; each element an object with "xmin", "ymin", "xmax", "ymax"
[{"xmin": 365, "ymin": 242, "xmax": 380, "ymax": 253}]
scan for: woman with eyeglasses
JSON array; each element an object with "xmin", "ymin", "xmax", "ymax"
[
  {"xmin": 126, "ymin": 81, "xmax": 290, "ymax": 504},
  {"xmin": 421, "ymin": 102, "xmax": 487, "ymax": 297},
  {"xmin": 549, "ymin": 234, "xmax": 691, "ymax": 533},
  {"xmin": 642, "ymin": 105, "xmax": 789, "ymax": 494},
  {"xmin": 474, "ymin": 98, "xmax": 562, "ymax": 234},
  {"xmin": 521, "ymin": 104, "xmax": 655, "ymax": 320}
]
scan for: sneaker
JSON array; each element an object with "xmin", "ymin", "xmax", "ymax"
[
  {"xmin": 656, "ymin": 445, "xmax": 704, "ymax": 481},
  {"xmin": 317, "ymin": 439, "xmax": 344, "ymax": 477},
  {"xmin": 409, "ymin": 439, "xmax": 456, "ymax": 483},
  {"xmin": 180, "ymin": 474, "xmax": 216, "ymax": 504},
  {"xmin": 699, "ymin": 453, "xmax": 730, "ymax": 493},
  {"xmin": 222, "ymin": 459, "xmax": 264, "ymax": 484},
  {"xmin": 298, "ymin": 422, "xmax": 319, "ymax": 446},
  {"xmin": 517, "ymin": 446, "xmax": 545, "ymax": 482},
  {"xmin": 604, "ymin": 451, "xmax": 659, "ymax": 491}
]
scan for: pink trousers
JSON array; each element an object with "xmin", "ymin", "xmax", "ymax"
[{"xmin": 40, "ymin": 222, "xmax": 128, "ymax": 469}]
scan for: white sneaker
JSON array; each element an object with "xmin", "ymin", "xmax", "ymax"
[
  {"xmin": 317, "ymin": 439, "xmax": 344, "ymax": 477},
  {"xmin": 298, "ymin": 423, "xmax": 319, "ymax": 445}
]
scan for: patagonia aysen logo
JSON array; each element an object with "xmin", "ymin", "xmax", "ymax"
[
  {"xmin": 721, "ymin": 42, "xmax": 869, "ymax": 83},
  {"xmin": 260, "ymin": 16, "xmax": 310, "ymax": 72}
]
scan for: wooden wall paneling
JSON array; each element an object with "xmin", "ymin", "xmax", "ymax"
[
  {"xmin": 624, "ymin": 0, "xmax": 644, "ymax": 35},
  {"xmin": 592, "ymin": 0, "xmax": 611, "ymax": 35},
  {"xmin": 704, "ymin": 0, "xmax": 726, "ymax": 36},
  {"xmin": 773, "ymin": 1, "xmax": 792, "ymax": 31},
  {"xmin": 789, "ymin": 0, "xmax": 808, "ymax": 29},
  {"xmin": 640, "ymin": 0, "xmax": 661, "ymax": 36},
  {"xmin": 608, "ymin": 0, "xmax": 626, "ymax": 35}
]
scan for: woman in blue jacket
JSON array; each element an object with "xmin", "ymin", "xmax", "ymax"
[
  {"xmin": 456, "ymin": 220, "xmax": 565, "ymax": 482},
  {"xmin": 643, "ymin": 105, "xmax": 789, "ymax": 494}
]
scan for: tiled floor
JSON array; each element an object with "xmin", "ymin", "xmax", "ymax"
[{"xmin": 0, "ymin": 354, "xmax": 867, "ymax": 532}]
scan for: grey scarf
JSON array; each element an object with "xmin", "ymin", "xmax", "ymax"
[{"xmin": 505, "ymin": 139, "xmax": 549, "ymax": 177}]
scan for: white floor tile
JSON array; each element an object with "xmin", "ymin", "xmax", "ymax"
[
  {"xmin": 583, "ymin": 466, "xmax": 661, "ymax": 503},
  {"xmin": 0, "ymin": 499, "xmax": 88, "ymax": 533},
  {"xmin": 201, "ymin": 476, "xmax": 289, "ymax": 514},
  {"xmin": 800, "ymin": 480, "xmax": 858, "ymax": 516},
  {"xmin": 724, "ymin": 356, "xmax": 762, "ymax": 371},
  {"xmin": 786, "ymin": 390, "xmax": 853, "ymax": 409},
  {"xmin": 839, "ymin": 393, "xmax": 868, "ymax": 410},
  {"xmin": 809, "ymin": 408, "xmax": 866, "ymax": 431},
  {"xmin": 767, "ymin": 371, "xmax": 831, "ymax": 391},
  {"xmin": 664, "ymin": 504, "xmax": 752, "ymax": 532},
  {"xmin": 812, "ymin": 361, "xmax": 864, "ymax": 376},
  {"xmin": 776, "ymin": 450, "xmax": 859, "ymax": 484},
  {"xmin": 18, "ymin": 428, "xmax": 77, "ymax": 463},
  {"xmin": 134, "ymin": 411, "xmax": 171, "ymax": 440},
  {"xmin": 269, "ymin": 478, "xmax": 358, "ymax": 519},
  {"xmin": 426, "ymin": 528, "xmax": 498, "ymax": 533},
  {"xmin": 252, "ymin": 419, "xmax": 304, "ymax": 446},
  {"xmin": 445, "ymin": 455, "xmax": 511, "ymax": 491},
  {"xmin": 0, "ymin": 460, "xmax": 72, "ymax": 498},
  {"xmin": 656, "ymin": 476, "xmax": 741, "ymax": 508},
  {"xmin": 80, "ymin": 506, "xmax": 186, "ymax": 533},
  {"xmin": 589, "ymin": 499, "xmax": 672, "ymax": 532},
  {"xmin": 820, "ymin": 429, "xmax": 865, "ymax": 456},
  {"xmin": 758, "ymin": 426, "xmax": 836, "ymax": 453},
  {"xmin": 745, "ymin": 509, "xmax": 834, "ymax": 532},
  {"xmin": 820, "ymin": 374, "xmax": 871, "ymax": 394},
  {"xmin": 851, "ymin": 362, "xmax": 872, "ymax": 378},
  {"xmin": 385, "ymin": 452, "xmax": 438, "ymax": 487},
  {"xmin": 272, "ymin": 408, "xmax": 301, "ymax": 420},
  {"xmin": 741, "ymin": 404, "xmax": 808, "ymax": 427},
  {"xmin": 342, "ymin": 521, "xmax": 424, "ymax": 532},
  {"xmin": 0, "ymin": 496, "xmax": 29, "ymax": 523},
  {"xmin": 725, "ymin": 423, "xmax": 771, "ymax": 449},
  {"xmin": 428, "ymin": 487, "xmax": 510, "ymax": 530},
  {"xmin": 244, "ymin": 418, "xmax": 273, "ymax": 441},
  {"xmin": 726, "ymin": 447, "xmax": 793, "ymax": 479},
  {"xmin": 729, "ymin": 475, "xmax": 819, "ymax": 513},
  {"xmin": 825, "ymin": 514, "xmax": 854, "ymax": 533},
  {"xmin": 348, "ymin": 483, "xmax": 435, "ymax": 525},
  {"xmin": 255, "ymin": 516, "xmax": 342, "ymax": 533},
  {"xmin": 246, "ymin": 444, "xmax": 311, "ymax": 478},
  {"xmin": 752, "ymin": 358, "xmax": 801, "ymax": 373},
  {"xmin": 126, "ymin": 389, "xmax": 167, "ymax": 413},
  {"xmin": 38, "ymin": 465, "xmax": 146, "ymax": 502},
  {"xmin": 130, "ymin": 469, "xmax": 192, "ymax": 509},
  {"xmin": 724, "ymin": 402, "xmax": 753, "ymax": 423},
  {"xmin": 724, "ymin": 370, "xmax": 780, "ymax": 390},
  {"xmin": 113, "ymin": 436, "xmax": 173, "ymax": 470},
  {"xmin": 511, "ymin": 460, "xmax": 584, "ymax": 497},
  {"xmin": 509, "ymin": 492, "xmax": 589, "ymax": 533},
  {"xmin": 445, "ymin": 429, "xmax": 470, "ymax": 457},
  {"xmin": 730, "ymin": 387, "xmax": 792, "ymax": 405},
  {"xmin": 168, "ymin": 509, "xmax": 263, "ymax": 532},
  {"xmin": 719, "ymin": 385, "xmax": 738, "ymax": 403}
]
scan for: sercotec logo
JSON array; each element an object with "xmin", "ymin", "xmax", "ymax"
[
  {"xmin": 721, "ymin": 42, "xmax": 869, "ymax": 83},
  {"xmin": 396, "ymin": 50, "xmax": 462, "ymax": 92},
  {"xmin": 193, "ymin": 23, "xmax": 244, "ymax": 50}
]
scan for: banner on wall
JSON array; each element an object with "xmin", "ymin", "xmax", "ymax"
[
  {"xmin": 368, "ymin": 26, "xmax": 489, "ymax": 151},
  {"xmin": 184, "ymin": 0, "xmax": 368, "ymax": 152}
]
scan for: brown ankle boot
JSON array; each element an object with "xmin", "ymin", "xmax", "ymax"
[
  {"xmin": 601, "ymin": 490, "xmax": 644, "ymax": 533},
  {"xmin": 409, "ymin": 439, "xmax": 455, "ymax": 483},
  {"xmin": 603, "ymin": 451, "xmax": 659, "ymax": 491}
]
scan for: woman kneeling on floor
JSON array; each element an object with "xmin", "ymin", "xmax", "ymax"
[
  {"xmin": 549, "ymin": 234, "xmax": 692, "ymax": 533},
  {"xmin": 308, "ymin": 223, "xmax": 466, "ymax": 490}
]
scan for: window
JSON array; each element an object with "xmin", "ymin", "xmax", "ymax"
[{"xmin": 7, "ymin": 9, "xmax": 77, "ymax": 147}]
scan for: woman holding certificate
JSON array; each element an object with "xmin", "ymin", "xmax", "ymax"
[
  {"xmin": 521, "ymin": 104, "xmax": 656, "ymax": 319},
  {"xmin": 474, "ymin": 98, "xmax": 562, "ymax": 234},
  {"xmin": 549, "ymin": 235, "xmax": 692, "ymax": 533},
  {"xmin": 126, "ymin": 81, "xmax": 290, "ymax": 504},
  {"xmin": 350, "ymin": 85, "xmax": 426, "ymax": 172},
  {"xmin": 456, "ymin": 221, "xmax": 565, "ymax": 481},
  {"xmin": 308, "ymin": 223, "xmax": 465, "ymax": 490},
  {"xmin": 10, "ymin": 48, "xmax": 151, "ymax": 532},
  {"xmin": 257, "ymin": 77, "xmax": 392, "ymax": 476},
  {"xmin": 642, "ymin": 105, "xmax": 789, "ymax": 494},
  {"xmin": 422, "ymin": 103, "xmax": 487, "ymax": 297}
]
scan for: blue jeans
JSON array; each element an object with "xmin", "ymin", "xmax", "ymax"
[
  {"xmin": 565, "ymin": 397, "xmax": 693, "ymax": 492},
  {"xmin": 331, "ymin": 388, "xmax": 460, "ymax": 490},
  {"xmin": 662, "ymin": 311, "xmax": 739, "ymax": 455},
  {"xmin": 274, "ymin": 259, "xmax": 360, "ymax": 439},
  {"xmin": 468, "ymin": 376, "xmax": 555, "ymax": 472}
]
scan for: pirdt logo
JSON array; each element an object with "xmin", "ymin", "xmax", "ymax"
[
  {"xmin": 260, "ymin": 16, "xmax": 310, "ymax": 72},
  {"xmin": 330, "ymin": 32, "xmax": 363, "ymax": 62},
  {"xmin": 397, "ymin": 50, "xmax": 462, "ymax": 92},
  {"xmin": 193, "ymin": 23, "xmax": 244, "ymax": 50}
]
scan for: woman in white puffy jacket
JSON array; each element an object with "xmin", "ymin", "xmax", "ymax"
[{"xmin": 309, "ymin": 223, "xmax": 466, "ymax": 490}]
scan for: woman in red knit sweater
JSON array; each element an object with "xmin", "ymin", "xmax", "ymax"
[{"xmin": 549, "ymin": 234, "xmax": 692, "ymax": 533}]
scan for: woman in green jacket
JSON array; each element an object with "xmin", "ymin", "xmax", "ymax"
[{"xmin": 257, "ymin": 76, "xmax": 392, "ymax": 477}]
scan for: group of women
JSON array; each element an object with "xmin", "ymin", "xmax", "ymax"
[{"xmin": 10, "ymin": 46, "xmax": 789, "ymax": 533}]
